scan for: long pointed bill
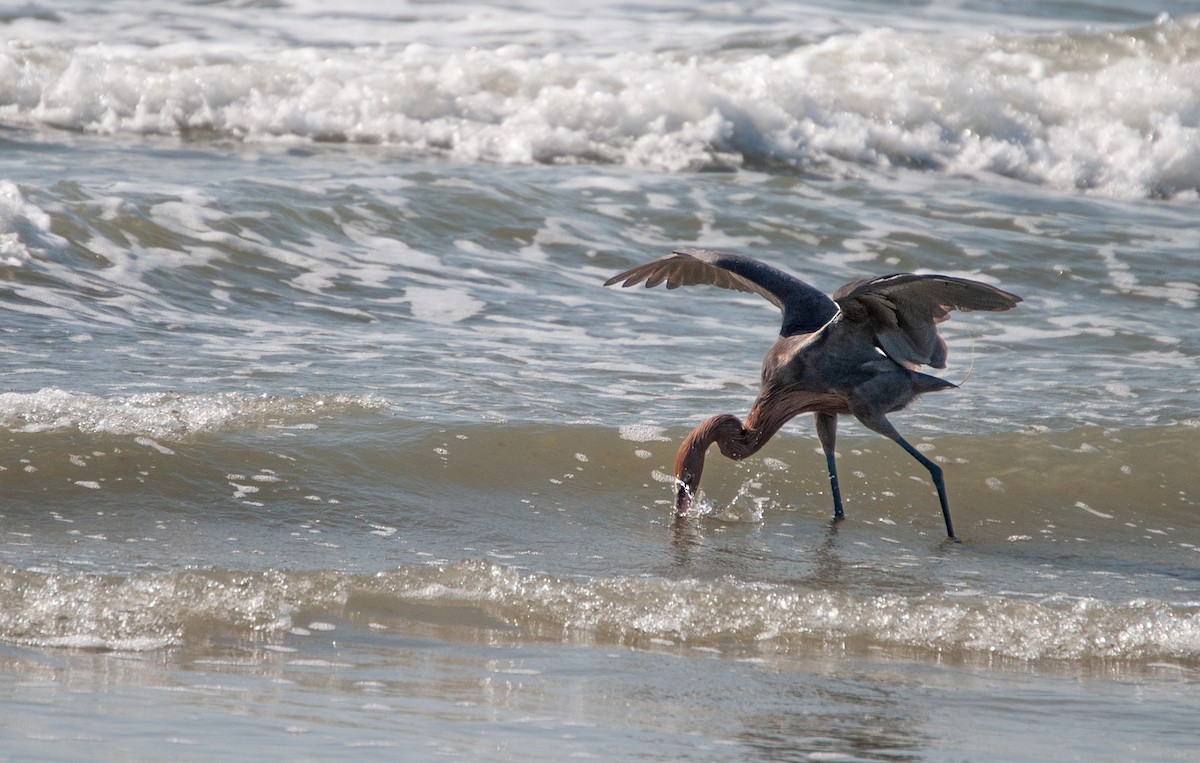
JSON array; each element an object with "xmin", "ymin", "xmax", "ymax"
[{"xmin": 674, "ymin": 478, "xmax": 693, "ymax": 515}]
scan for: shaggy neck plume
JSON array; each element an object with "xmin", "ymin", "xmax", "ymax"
[
  {"xmin": 671, "ymin": 389, "xmax": 848, "ymax": 514},
  {"xmin": 671, "ymin": 407, "xmax": 787, "ymax": 514}
]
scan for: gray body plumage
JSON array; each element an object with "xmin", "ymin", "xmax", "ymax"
[{"xmin": 605, "ymin": 247, "xmax": 1022, "ymax": 540}]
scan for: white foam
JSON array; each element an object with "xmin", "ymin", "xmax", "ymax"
[
  {"xmin": 385, "ymin": 560, "xmax": 1200, "ymax": 662},
  {"xmin": 0, "ymin": 567, "xmax": 314, "ymax": 652},
  {"xmin": 5, "ymin": 560, "xmax": 1198, "ymax": 661},
  {"xmin": 0, "ymin": 387, "xmax": 390, "ymax": 440},
  {"xmin": 1076, "ymin": 501, "xmax": 1115, "ymax": 520},
  {"xmin": 404, "ymin": 286, "xmax": 485, "ymax": 324},
  {"xmin": 0, "ymin": 180, "xmax": 66, "ymax": 266},
  {"xmin": 619, "ymin": 424, "xmax": 671, "ymax": 442},
  {"xmin": 3, "ymin": 16, "xmax": 1199, "ymax": 197},
  {"xmin": 135, "ymin": 436, "xmax": 176, "ymax": 455}
]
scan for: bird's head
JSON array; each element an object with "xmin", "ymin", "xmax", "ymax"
[
  {"xmin": 672, "ymin": 446, "xmax": 705, "ymax": 516},
  {"xmin": 673, "ymin": 470, "xmax": 698, "ymax": 515},
  {"xmin": 671, "ymin": 414, "xmax": 738, "ymax": 516}
]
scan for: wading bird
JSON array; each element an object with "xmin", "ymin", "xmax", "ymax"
[{"xmin": 605, "ymin": 248, "xmax": 1021, "ymax": 540}]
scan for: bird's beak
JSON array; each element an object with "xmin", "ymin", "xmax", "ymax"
[{"xmin": 674, "ymin": 478, "xmax": 692, "ymax": 516}]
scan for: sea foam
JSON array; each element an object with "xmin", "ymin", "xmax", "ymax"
[
  {"xmin": 0, "ymin": 180, "xmax": 66, "ymax": 266},
  {"xmin": 2, "ymin": 16, "xmax": 1199, "ymax": 198},
  {"xmin": 8, "ymin": 560, "xmax": 1193, "ymax": 661},
  {"xmin": 0, "ymin": 388, "xmax": 391, "ymax": 440}
]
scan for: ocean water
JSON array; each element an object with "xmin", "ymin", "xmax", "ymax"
[{"xmin": 2, "ymin": 1, "xmax": 1199, "ymax": 760}]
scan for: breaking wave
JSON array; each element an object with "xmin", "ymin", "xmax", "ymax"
[
  {"xmin": 2, "ymin": 560, "xmax": 1197, "ymax": 662},
  {"xmin": 3, "ymin": 16, "xmax": 1200, "ymax": 197}
]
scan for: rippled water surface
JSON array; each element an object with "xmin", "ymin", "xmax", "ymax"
[{"xmin": 2, "ymin": 2, "xmax": 1199, "ymax": 761}]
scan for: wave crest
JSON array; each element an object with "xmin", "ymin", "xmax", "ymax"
[
  {"xmin": 5, "ymin": 560, "xmax": 1197, "ymax": 662},
  {"xmin": 0, "ymin": 388, "xmax": 390, "ymax": 440},
  {"xmin": 4, "ymin": 17, "xmax": 1200, "ymax": 197}
]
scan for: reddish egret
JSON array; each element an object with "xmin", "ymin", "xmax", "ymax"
[{"xmin": 605, "ymin": 248, "xmax": 1021, "ymax": 540}]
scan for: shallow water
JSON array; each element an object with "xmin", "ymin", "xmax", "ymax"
[{"xmin": 2, "ymin": 1, "xmax": 1199, "ymax": 761}]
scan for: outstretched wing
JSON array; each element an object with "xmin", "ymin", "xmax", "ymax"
[
  {"xmin": 604, "ymin": 248, "xmax": 838, "ymax": 336},
  {"xmin": 833, "ymin": 274, "xmax": 1022, "ymax": 369}
]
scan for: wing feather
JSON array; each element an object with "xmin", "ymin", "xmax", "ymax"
[
  {"xmin": 833, "ymin": 274, "xmax": 1022, "ymax": 369},
  {"xmin": 605, "ymin": 248, "xmax": 838, "ymax": 336}
]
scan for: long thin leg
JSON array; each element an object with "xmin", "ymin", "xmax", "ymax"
[
  {"xmin": 855, "ymin": 413, "xmax": 957, "ymax": 541},
  {"xmin": 893, "ymin": 436, "xmax": 956, "ymax": 541},
  {"xmin": 814, "ymin": 412, "xmax": 844, "ymax": 521}
]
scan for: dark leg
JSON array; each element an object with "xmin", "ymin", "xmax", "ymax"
[
  {"xmin": 814, "ymin": 412, "xmax": 844, "ymax": 521},
  {"xmin": 893, "ymin": 436, "xmax": 956, "ymax": 541},
  {"xmin": 856, "ymin": 413, "xmax": 958, "ymax": 541}
]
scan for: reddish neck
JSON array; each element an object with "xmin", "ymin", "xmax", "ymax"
[
  {"xmin": 672, "ymin": 411, "xmax": 779, "ymax": 513},
  {"xmin": 671, "ymin": 389, "xmax": 847, "ymax": 513}
]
